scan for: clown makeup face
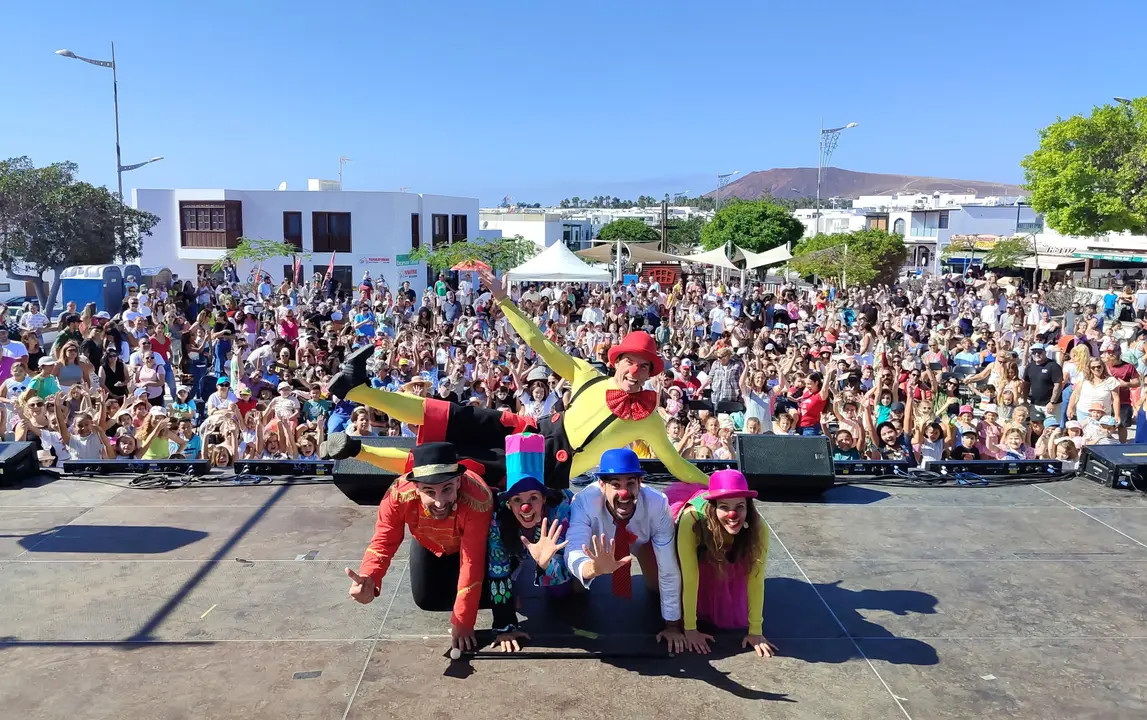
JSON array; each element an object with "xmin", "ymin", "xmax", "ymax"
[
  {"xmin": 613, "ymin": 354, "xmax": 652, "ymax": 394},
  {"xmin": 509, "ymin": 489, "xmax": 545, "ymax": 529},
  {"xmin": 714, "ymin": 498, "xmax": 748, "ymax": 535},
  {"xmin": 599, "ymin": 473, "xmax": 641, "ymax": 521},
  {"xmin": 415, "ymin": 478, "xmax": 459, "ymax": 521}
]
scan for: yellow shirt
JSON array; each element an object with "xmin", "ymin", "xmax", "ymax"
[
  {"xmin": 497, "ymin": 297, "xmax": 707, "ymax": 485},
  {"xmin": 676, "ymin": 504, "xmax": 767, "ymax": 634}
]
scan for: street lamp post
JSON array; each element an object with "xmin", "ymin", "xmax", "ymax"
[
  {"xmin": 816, "ymin": 120, "xmax": 858, "ymax": 235},
  {"xmin": 56, "ymin": 43, "xmax": 162, "ymax": 204},
  {"xmin": 715, "ymin": 170, "xmax": 739, "ymax": 211}
]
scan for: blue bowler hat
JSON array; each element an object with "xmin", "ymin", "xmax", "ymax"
[{"xmin": 596, "ymin": 448, "xmax": 645, "ymax": 477}]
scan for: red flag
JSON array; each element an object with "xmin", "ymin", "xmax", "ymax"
[{"xmin": 325, "ymin": 251, "xmax": 336, "ymax": 279}]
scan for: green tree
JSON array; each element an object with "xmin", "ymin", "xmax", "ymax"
[
  {"xmin": 667, "ymin": 215, "xmax": 706, "ymax": 250},
  {"xmin": 1022, "ymin": 97, "xmax": 1147, "ymax": 235},
  {"xmin": 700, "ymin": 199, "xmax": 804, "ymax": 253},
  {"xmin": 408, "ymin": 235, "xmax": 537, "ymax": 272},
  {"xmin": 599, "ymin": 218, "xmax": 659, "ymax": 244},
  {"xmin": 0, "ymin": 156, "xmax": 158, "ymax": 315},
  {"xmin": 789, "ymin": 229, "xmax": 907, "ymax": 286}
]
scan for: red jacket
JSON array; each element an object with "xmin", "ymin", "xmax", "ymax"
[{"xmin": 358, "ymin": 469, "xmax": 493, "ymax": 629}]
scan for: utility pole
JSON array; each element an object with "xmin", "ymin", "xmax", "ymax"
[{"xmin": 660, "ymin": 200, "xmax": 669, "ymax": 253}]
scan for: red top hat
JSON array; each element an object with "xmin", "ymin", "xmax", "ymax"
[{"xmin": 607, "ymin": 331, "xmax": 665, "ymax": 376}]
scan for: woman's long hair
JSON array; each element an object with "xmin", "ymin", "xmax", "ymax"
[{"xmin": 693, "ymin": 498, "xmax": 764, "ymax": 574}]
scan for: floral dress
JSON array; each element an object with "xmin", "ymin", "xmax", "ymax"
[{"xmin": 486, "ymin": 490, "xmax": 574, "ymax": 632}]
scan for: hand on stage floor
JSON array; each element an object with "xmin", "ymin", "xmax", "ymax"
[
  {"xmin": 656, "ymin": 626, "xmax": 688, "ymax": 654},
  {"xmin": 684, "ymin": 629, "xmax": 714, "ymax": 655},
  {"xmin": 522, "ymin": 518, "xmax": 569, "ymax": 572},
  {"xmin": 742, "ymin": 634, "xmax": 778, "ymax": 658},
  {"xmin": 477, "ymin": 267, "xmax": 507, "ymax": 302},
  {"xmin": 451, "ymin": 623, "xmax": 477, "ymax": 652},
  {"xmin": 580, "ymin": 533, "xmax": 632, "ymax": 580},
  {"xmin": 345, "ymin": 567, "xmax": 376, "ymax": 604},
  {"xmin": 493, "ymin": 630, "xmax": 531, "ymax": 653}
]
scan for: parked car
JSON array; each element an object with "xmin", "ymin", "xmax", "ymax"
[{"xmin": 3, "ymin": 296, "xmax": 38, "ymax": 322}]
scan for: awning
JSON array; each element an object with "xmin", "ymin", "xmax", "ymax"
[
  {"xmin": 740, "ymin": 244, "xmax": 793, "ymax": 269},
  {"xmin": 576, "ymin": 242, "xmax": 682, "ymax": 264},
  {"xmin": 1017, "ymin": 255, "xmax": 1084, "ymax": 270},
  {"xmin": 1073, "ymin": 250, "xmax": 1147, "ymax": 263}
]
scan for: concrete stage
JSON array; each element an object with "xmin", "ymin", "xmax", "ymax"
[{"xmin": 2, "ymin": 473, "xmax": 1146, "ymax": 720}]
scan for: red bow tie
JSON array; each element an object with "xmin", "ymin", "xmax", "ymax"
[{"xmin": 605, "ymin": 389, "xmax": 658, "ymax": 421}]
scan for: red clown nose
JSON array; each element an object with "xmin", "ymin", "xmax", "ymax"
[
  {"xmin": 519, "ymin": 503, "xmax": 533, "ymax": 514},
  {"xmin": 617, "ymin": 489, "xmax": 631, "ymax": 501}
]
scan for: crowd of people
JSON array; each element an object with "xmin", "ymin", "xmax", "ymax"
[{"xmin": 1, "ymin": 264, "xmax": 1146, "ymax": 470}]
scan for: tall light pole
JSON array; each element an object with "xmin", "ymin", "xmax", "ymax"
[
  {"xmin": 715, "ymin": 170, "xmax": 739, "ymax": 211},
  {"xmin": 1114, "ymin": 96, "xmax": 1133, "ymax": 105},
  {"xmin": 816, "ymin": 121, "xmax": 858, "ymax": 235}
]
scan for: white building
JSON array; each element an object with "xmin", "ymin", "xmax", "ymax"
[
  {"xmin": 133, "ymin": 182, "xmax": 478, "ymax": 298},
  {"xmin": 478, "ymin": 210, "xmax": 593, "ymax": 251}
]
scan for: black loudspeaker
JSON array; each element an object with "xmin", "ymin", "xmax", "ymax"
[
  {"xmin": 235, "ymin": 459, "xmax": 335, "ymax": 476},
  {"xmin": 735, "ymin": 434, "xmax": 835, "ymax": 495},
  {"xmin": 0, "ymin": 441, "xmax": 38, "ymax": 486},
  {"xmin": 1079, "ymin": 445, "xmax": 1147, "ymax": 490},
  {"xmin": 333, "ymin": 437, "xmax": 415, "ymax": 481},
  {"xmin": 333, "ymin": 437, "xmax": 416, "ymax": 506}
]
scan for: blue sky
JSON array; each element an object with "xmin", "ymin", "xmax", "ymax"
[{"xmin": 2, "ymin": 1, "xmax": 1141, "ymax": 205}]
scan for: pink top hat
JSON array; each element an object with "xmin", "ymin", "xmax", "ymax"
[{"xmin": 704, "ymin": 469, "xmax": 758, "ymax": 501}]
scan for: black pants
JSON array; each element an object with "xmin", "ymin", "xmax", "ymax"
[{"xmin": 408, "ymin": 541, "xmax": 493, "ymax": 613}]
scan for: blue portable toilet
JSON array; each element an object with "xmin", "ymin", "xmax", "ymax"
[
  {"xmin": 59, "ymin": 265, "xmax": 124, "ymax": 316},
  {"xmin": 123, "ymin": 264, "xmax": 142, "ymax": 291}
]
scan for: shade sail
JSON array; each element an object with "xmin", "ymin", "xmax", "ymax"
[
  {"xmin": 506, "ymin": 242, "xmax": 612, "ymax": 283},
  {"xmin": 576, "ymin": 242, "xmax": 682, "ymax": 264},
  {"xmin": 739, "ymin": 244, "xmax": 793, "ymax": 269},
  {"xmin": 675, "ymin": 246, "xmax": 743, "ymax": 269}
]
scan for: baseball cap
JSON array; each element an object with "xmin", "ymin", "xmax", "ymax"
[
  {"xmin": 820, "ymin": 345, "xmax": 833, "ymax": 354},
  {"xmin": 958, "ymin": 405, "xmax": 973, "ymax": 415},
  {"xmin": 277, "ymin": 382, "xmax": 291, "ymax": 391},
  {"xmin": 1044, "ymin": 417, "xmax": 1061, "ymax": 428},
  {"xmin": 176, "ymin": 385, "xmax": 191, "ymax": 394},
  {"xmin": 890, "ymin": 402, "xmax": 906, "ymax": 413},
  {"xmin": 1066, "ymin": 420, "xmax": 1082, "ymax": 430},
  {"xmin": 1100, "ymin": 415, "xmax": 1118, "ymax": 427},
  {"xmin": 1030, "ymin": 343, "xmax": 1047, "ymax": 352},
  {"xmin": 216, "ymin": 377, "xmax": 231, "ymax": 386},
  {"xmin": 149, "ymin": 406, "xmax": 168, "ymax": 417},
  {"xmin": 680, "ymin": 358, "xmax": 693, "ymax": 367},
  {"xmin": 95, "ymin": 311, "xmax": 111, "ymax": 319},
  {"xmin": 239, "ymin": 387, "xmax": 252, "ymax": 396},
  {"xmin": 982, "ymin": 403, "xmax": 998, "ymax": 414}
]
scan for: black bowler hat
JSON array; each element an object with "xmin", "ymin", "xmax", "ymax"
[{"xmin": 410, "ymin": 442, "xmax": 462, "ymax": 485}]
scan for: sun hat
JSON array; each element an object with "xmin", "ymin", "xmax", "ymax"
[{"xmin": 704, "ymin": 469, "xmax": 758, "ymax": 501}]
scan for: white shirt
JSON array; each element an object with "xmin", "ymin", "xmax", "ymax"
[
  {"xmin": 565, "ymin": 483, "xmax": 681, "ymax": 622},
  {"xmin": 1, "ymin": 340, "xmax": 29, "ymax": 360},
  {"xmin": 581, "ymin": 307, "xmax": 604, "ymax": 325},
  {"xmin": 128, "ymin": 350, "xmax": 165, "ymax": 369}
]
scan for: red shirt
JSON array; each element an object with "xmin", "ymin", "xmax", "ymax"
[
  {"xmin": 358, "ymin": 470, "xmax": 493, "ymax": 629},
  {"xmin": 798, "ymin": 390, "xmax": 827, "ymax": 428},
  {"xmin": 1108, "ymin": 361, "xmax": 1137, "ymax": 405},
  {"xmin": 149, "ymin": 334, "xmax": 171, "ymax": 362}
]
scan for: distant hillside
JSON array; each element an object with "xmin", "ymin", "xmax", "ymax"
[{"xmin": 706, "ymin": 167, "xmax": 1024, "ymax": 201}]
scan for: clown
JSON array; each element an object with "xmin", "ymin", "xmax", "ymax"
[
  {"xmin": 320, "ymin": 267, "xmax": 707, "ymax": 488},
  {"xmin": 484, "ymin": 432, "xmax": 574, "ymax": 653}
]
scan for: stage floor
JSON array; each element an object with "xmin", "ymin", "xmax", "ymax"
[{"xmin": 2, "ymin": 474, "xmax": 1147, "ymax": 719}]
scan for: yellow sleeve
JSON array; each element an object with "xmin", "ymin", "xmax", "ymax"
[
  {"xmin": 646, "ymin": 421, "xmax": 709, "ymax": 485},
  {"xmin": 676, "ymin": 507, "xmax": 702, "ymax": 632},
  {"xmin": 747, "ymin": 515, "xmax": 769, "ymax": 635},
  {"xmin": 497, "ymin": 297, "xmax": 578, "ymax": 380}
]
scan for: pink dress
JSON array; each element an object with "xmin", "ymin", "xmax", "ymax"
[{"xmin": 665, "ymin": 483, "xmax": 751, "ymax": 630}]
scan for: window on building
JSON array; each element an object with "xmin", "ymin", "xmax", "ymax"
[
  {"xmin": 893, "ymin": 218, "xmax": 906, "ymax": 235},
  {"xmin": 867, "ymin": 216, "xmax": 888, "ymax": 231},
  {"xmin": 312, "ymin": 212, "xmax": 352, "ymax": 252},
  {"xmin": 283, "ymin": 211, "xmax": 303, "ymax": 249},
  {"xmin": 432, "ymin": 214, "xmax": 449, "ymax": 248},
  {"xmin": 179, "ymin": 200, "xmax": 242, "ymax": 248},
  {"xmin": 313, "ymin": 265, "xmax": 352, "ymax": 293},
  {"xmin": 0, "ymin": 283, "xmax": 11, "ymax": 293},
  {"xmin": 938, "ymin": 210, "xmax": 950, "ymax": 229},
  {"xmin": 411, "ymin": 213, "xmax": 421, "ymax": 250},
  {"xmin": 451, "ymin": 214, "xmax": 468, "ymax": 241}
]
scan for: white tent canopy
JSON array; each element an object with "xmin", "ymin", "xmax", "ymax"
[
  {"xmin": 505, "ymin": 242, "xmax": 612, "ymax": 284},
  {"xmin": 740, "ymin": 244, "xmax": 792, "ymax": 270}
]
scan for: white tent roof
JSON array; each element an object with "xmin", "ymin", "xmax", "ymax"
[
  {"xmin": 506, "ymin": 242, "xmax": 612, "ymax": 284},
  {"xmin": 740, "ymin": 244, "xmax": 793, "ymax": 269},
  {"xmin": 675, "ymin": 246, "xmax": 742, "ymax": 269}
]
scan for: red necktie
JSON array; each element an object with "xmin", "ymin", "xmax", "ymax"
[{"xmin": 612, "ymin": 517, "xmax": 635, "ymax": 599}]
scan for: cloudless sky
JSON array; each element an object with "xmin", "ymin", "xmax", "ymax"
[{"xmin": 1, "ymin": 1, "xmax": 1142, "ymax": 205}]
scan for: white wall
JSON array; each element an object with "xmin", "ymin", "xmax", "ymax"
[{"xmin": 134, "ymin": 189, "xmax": 478, "ymax": 300}]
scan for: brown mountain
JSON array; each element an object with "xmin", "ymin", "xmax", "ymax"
[{"xmin": 707, "ymin": 167, "xmax": 1024, "ymax": 201}]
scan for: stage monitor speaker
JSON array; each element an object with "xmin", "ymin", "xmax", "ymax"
[
  {"xmin": 62, "ymin": 459, "xmax": 211, "ymax": 476},
  {"xmin": 0, "ymin": 441, "xmax": 38, "ymax": 486},
  {"xmin": 923, "ymin": 459, "xmax": 1064, "ymax": 477},
  {"xmin": 1079, "ymin": 445, "xmax": 1147, "ymax": 491},
  {"xmin": 736, "ymin": 434, "xmax": 835, "ymax": 496},
  {"xmin": 333, "ymin": 437, "xmax": 416, "ymax": 507}
]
